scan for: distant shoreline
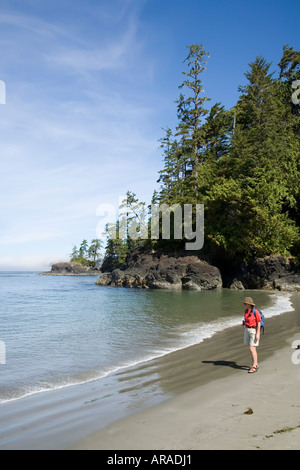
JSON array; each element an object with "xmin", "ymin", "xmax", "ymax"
[
  {"xmin": 38, "ymin": 261, "xmax": 100, "ymax": 276},
  {"xmin": 38, "ymin": 272, "xmax": 99, "ymax": 276}
]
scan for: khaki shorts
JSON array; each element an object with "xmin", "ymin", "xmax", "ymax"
[{"xmin": 244, "ymin": 327, "xmax": 259, "ymax": 347}]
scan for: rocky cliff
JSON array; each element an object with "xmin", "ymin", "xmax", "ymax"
[
  {"xmin": 226, "ymin": 255, "xmax": 300, "ymax": 291},
  {"xmin": 96, "ymin": 249, "xmax": 222, "ymax": 290},
  {"xmin": 96, "ymin": 249, "xmax": 300, "ymax": 291}
]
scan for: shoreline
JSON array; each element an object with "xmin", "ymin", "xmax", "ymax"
[
  {"xmin": 0, "ymin": 292, "xmax": 299, "ymax": 450},
  {"xmin": 69, "ymin": 292, "xmax": 300, "ymax": 450},
  {"xmin": 70, "ymin": 332, "xmax": 300, "ymax": 450},
  {"xmin": 0, "ymin": 291, "xmax": 293, "ymax": 406},
  {"xmin": 38, "ymin": 272, "xmax": 100, "ymax": 276}
]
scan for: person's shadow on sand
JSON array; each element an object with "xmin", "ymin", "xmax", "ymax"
[{"xmin": 202, "ymin": 360, "xmax": 249, "ymax": 371}]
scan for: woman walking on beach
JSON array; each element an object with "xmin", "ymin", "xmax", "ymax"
[{"xmin": 243, "ymin": 297, "xmax": 261, "ymax": 374}]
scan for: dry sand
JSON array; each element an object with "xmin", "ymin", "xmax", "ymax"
[{"xmin": 69, "ymin": 293, "xmax": 300, "ymax": 451}]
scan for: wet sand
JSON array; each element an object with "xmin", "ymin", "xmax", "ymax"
[{"xmin": 69, "ymin": 293, "xmax": 300, "ymax": 450}]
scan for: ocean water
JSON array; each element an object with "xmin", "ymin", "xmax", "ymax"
[{"xmin": 0, "ymin": 271, "xmax": 294, "ymax": 404}]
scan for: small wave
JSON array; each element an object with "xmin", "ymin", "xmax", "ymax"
[
  {"xmin": 175, "ymin": 292, "xmax": 294, "ymax": 349},
  {"xmin": 0, "ymin": 293, "xmax": 294, "ymax": 405}
]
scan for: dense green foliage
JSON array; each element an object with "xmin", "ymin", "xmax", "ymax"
[
  {"xmin": 70, "ymin": 239, "xmax": 103, "ymax": 267},
  {"xmin": 102, "ymin": 44, "xmax": 300, "ymax": 269}
]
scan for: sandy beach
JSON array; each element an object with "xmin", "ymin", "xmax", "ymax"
[
  {"xmin": 1, "ymin": 292, "xmax": 299, "ymax": 450},
  {"xmin": 69, "ymin": 293, "xmax": 300, "ymax": 451}
]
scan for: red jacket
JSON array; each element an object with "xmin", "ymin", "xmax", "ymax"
[{"xmin": 244, "ymin": 308, "xmax": 261, "ymax": 328}]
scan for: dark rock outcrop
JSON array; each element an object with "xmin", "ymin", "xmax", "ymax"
[
  {"xmin": 40, "ymin": 262, "xmax": 100, "ymax": 276},
  {"xmin": 227, "ymin": 255, "xmax": 300, "ymax": 291},
  {"xmin": 96, "ymin": 249, "xmax": 222, "ymax": 290},
  {"xmin": 98, "ymin": 251, "xmax": 300, "ymax": 291}
]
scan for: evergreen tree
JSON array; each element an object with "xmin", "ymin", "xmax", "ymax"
[
  {"xmin": 197, "ymin": 103, "xmax": 233, "ymax": 198},
  {"xmin": 119, "ymin": 191, "xmax": 149, "ymax": 248},
  {"xmin": 278, "ymin": 44, "xmax": 300, "ymax": 83},
  {"xmin": 88, "ymin": 239, "xmax": 103, "ymax": 264},
  {"xmin": 79, "ymin": 239, "xmax": 88, "ymax": 259},
  {"xmin": 175, "ymin": 44, "xmax": 210, "ymax": 200},
  {"xmin": 277, "ymin": 44, "xmax": 300, "ymax": 244},
  {"xmin": 205, "ymin": 56, "xmax": 299, "ymax": 259},
  {"xmin": 102, "ymin": 44, "xmax": 299, "ymax": 265},
  {"xmin": 157, "ymin": 128, "xmax": 185, "ymax": 203},
  {"xmin": 70, "ymin": 245, "xmax": 79, "ymax": 261},
  {"xmin": 101, "ymin": 222, "xmax": 129, "ymax": 271}
]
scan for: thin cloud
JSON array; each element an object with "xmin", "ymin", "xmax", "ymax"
[
  {"xmin": 46, "ymin": 20, "xmax": 139, "ymax": 73},
  {"xmin": 0, "ymin": 231, "xmax": 63, "ymax": 246},
  {"xmin": 0, "ymin": 1, "xmax": 161, "ymax": 269},
  {"xmin": 0, "ymin": 12, "xmax": 66, "ymax": 37}
]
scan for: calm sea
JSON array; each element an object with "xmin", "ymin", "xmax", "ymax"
[{"xmin": 0, "ymin": 271, "xmax": 294, "ymax": 404}]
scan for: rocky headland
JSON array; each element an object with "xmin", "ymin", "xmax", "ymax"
[
  {"xmin": 96, "ymin": 248, "xmax": 300, "ymax": 291},
  {"xmin": 97, "ymin": 249, "xmax": 222, "ymax": 290},
  {"xmin": 40, "ymin": 262, "xmax": 100, "ymax": 276},
  {"xmin": 40, "ymin": 250, "xmax": 300, "ymax": 291}
]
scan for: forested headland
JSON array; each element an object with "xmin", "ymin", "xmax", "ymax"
[{"xmin": 101, "ymin": 44, "xmax": 300, "ymax": 273}]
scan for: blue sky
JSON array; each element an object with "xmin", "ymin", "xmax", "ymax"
[{"xmin": 0, "ymin": 0, "xmax": 299, "ymax": 270}]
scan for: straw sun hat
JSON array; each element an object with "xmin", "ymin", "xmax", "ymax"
[{"xmin": 243, "ymin": 297, "xmax": 255, "ymax": 306}]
